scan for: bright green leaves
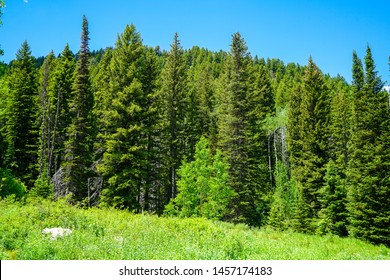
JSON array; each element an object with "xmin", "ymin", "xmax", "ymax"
[{"xmin": 165, "ymin": 137, "xmax": 234, "ymax": 220}]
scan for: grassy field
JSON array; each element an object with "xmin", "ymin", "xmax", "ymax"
[{"xmin": 0, "ymin": 197, "xmax": 389, "ymax": 260}]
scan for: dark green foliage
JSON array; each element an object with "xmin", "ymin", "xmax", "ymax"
[
  {"xmin": 287, "ymin": 85, "xmax": 303, "ymax": 172},
  {"xmin": 0, "ymin": 168, "xmax": 27, "ymax": 199},
  {"xmin": 317, "ymin": 160, "xmax": 348, "ymax": 236},
  {"xmin": 274, "ymin": 63, "xmax": 303, "ymax": 108},
  {"xmin": 165, "ymin": 137, "xmax": 233, "ymax": 220},
  {"xmin": 139, "ymin": 47, "xmax": 167, "ymax": 213},
  {"xmin": 288, "ymin": 57, "xmax": 330, "ymax": 232},
  {"xmin": 1, "ymin": 18, "xmax": 389, "ymax": 247},
  {"xmin": 328, "ymin": 79, "xmax": 351, "ymax": 174},
  {"xmin": 37, "ymin": 51, "xmax": 56, "ymax": 183},
  {"xmin": 3, "ymin": 41, "xmax": 39, "ymax": 187},
  {"xmin": 216, "ymin": 33, "xmax": 273, "ymax": 226},
  {"xmin": 216, "ymin": 33, "xmax": 252, "ymax": 224},
  {"xmin": 35, "ymin": 45, "xmax": 75, "ymax": 198},
  {"xmin": 160, "ymin": 33, "xmax": 188, "ymax": 201},
  {"xmin": 62, "ymin": 16, "xmax": 94, "ymax": 201},
  {"xmin": 98, "ymin": 24, "xmax": 156, "ymax": 211},
  {"xmin": 50, "ymin": 45, "xmax": 76, "ymax": 175},
  {"xmin": 347, "ymin": 47, "xmax": 390, "ymax": 246}
]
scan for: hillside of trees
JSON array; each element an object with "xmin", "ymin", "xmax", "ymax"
[{"xmin": 0, "ymin": 15, "xmax": 389, "ymax": 247}]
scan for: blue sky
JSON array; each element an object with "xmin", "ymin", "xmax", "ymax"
[{"xmin": 0, "ymin": 0, "xmax": 389, "ymax": 83}]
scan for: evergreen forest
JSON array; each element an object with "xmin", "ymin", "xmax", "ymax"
[{"xmin": 1, "ymin": 14, "xmax": 389, "ymax": 248}]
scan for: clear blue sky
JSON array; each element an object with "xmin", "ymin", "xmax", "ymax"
[{"xmin": 0, "ymin": 0, "xmax": 389, "ymax": 84}]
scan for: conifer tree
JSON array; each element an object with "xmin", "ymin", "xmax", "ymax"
[
  {"xmin": 216, "ymin": 33, "xmax": 251, "ymax": 224},
  {"xmin": 216, "ymin": 33, "xmax": 273, "ymax": 226},
  {"xmin": 92, "ymin": 48, "xmax": 112, "ymax": 163},
  {"xmin": 288, "ymin": 57, "xmax": 330, "ymax": 232},
  {"xmin": 51, "ymin": 45, "xmax": 76, "ymax": 176},
  {"xmin": 316, "ymin": 79, "xmax": 351, "ymax": 236},
  {"xmin": 347, "ymin": 47, "xmax": 390, "ymax": 246},
  {"xmin": 139, "ymin": 47, "xmax": 166, "ymax": 213},
  {"xmin": 36, "ymin": 51, "xmax": 56, "ymax": 194},
  {"xmin": 3, "ymin": 41, "xmax": 38, "ymax": 187},
  {"xmin": 35, "ymin": 46, "xmax": 75, "ymax": 196},
  {"xmin": 62, "ymin": 16, "xmax": 93, "ymax": 201},
  {"xmin": 97, "ymin": 24, "xmax": 145, "ymax": 210},
  {"xmin": 160, "ymin": 33, "xmax": 188, "ymax": 202},
  {"xmin": 317, "ymin": 159, "xmax": 348, "ymax": 236}
]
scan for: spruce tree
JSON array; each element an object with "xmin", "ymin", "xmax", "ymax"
[
  {"xmin": 62, "ymin": 16, "xmax": 94, "ymax": 202},
  {"xmin": 98, "ymin": 24, "xmax": 161, "ymax": 211},
  {"xmin": 160, "ymin": 33, "xmax": 188, "ymax": 202},
  {"xmin": 317, "ymin": 78, "xmax": 352, "ymax": 236},
  {"xmin": 347, "ymin": 47, "xmax": 390, "ymax": 246},
  {"xmin": 216, "ymin": 33, "xmax": 273, "ymax": 226},
  {"xmin": 288, "ymin": 57, "xmax": 330, "ymax": 232},
  {"xmin": 216, "ymin": 32, "xmax": 251, "ymax": 224},
  {"xmin": 139, "ymin": 47, "xmax": 166, "ymax": 213},
  {"xmin": 317, "ymin": 159, "xmax": 348, "ymax": 236},
  {"xmin": 3, "ymin": 41, "xmax": 38, "ymax": 187}
]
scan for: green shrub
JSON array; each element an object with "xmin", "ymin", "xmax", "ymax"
[
  {"xmin": 28, "ymin": 176, "xmax": 53, "ymax": 199},
  {"xmin": 0, "ymin": 168, "xmax": 26, "ymax": 199}
]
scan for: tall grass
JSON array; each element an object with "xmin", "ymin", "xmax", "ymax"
[{"xmin": 0, "ymin": 197, "xmax": 389, "ymax": 260}]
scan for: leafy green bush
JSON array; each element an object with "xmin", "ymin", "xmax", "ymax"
[
  {"xmin": 0, "ymin": 168, "xmax": 26, "ymax": 199},
  {"xmin": 165, "ymin": 137, "xmax": 234, "ymax": 220}
]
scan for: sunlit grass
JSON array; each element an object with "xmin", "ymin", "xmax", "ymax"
[{"xmin": 0, "ymin": 197, "xmax": 389, "ymax": 260}]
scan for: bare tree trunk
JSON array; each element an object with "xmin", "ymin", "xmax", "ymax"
[
  {"xmin": 39, "ymin": 61, "xmax": 50, "ymax": 178},
  {"xmin": 39, "ymin": 86, "xmax": 47, "ymax": 178},
  {"xmin": 48, "ymin": 88, "xmax": 61, "ymax": 183},
  {"xmin": 274, "ymin": 129, "xmax": 278, "ymax": 168},
  {"xmin": 268, "ymin": 133, "xmax": 273, "ymax": 186},
  {"xmin": 46, "ymin": 97, "xmax": 51, "ymax": 179}
]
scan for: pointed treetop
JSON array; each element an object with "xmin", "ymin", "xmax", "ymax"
[
  {"xmin": 16, "ymin": 40, "xmax": 32, "ymax": 60},
  {"xmin": 352, "ymin": 51, "xmax": 364, "ymax": 91},
  {"xmin": 115, "ymin": 23, "xmax": 142, "ymax": 48},
  {"xmin": 304, "ymin": 56, "xmax": 323, "ymax": 84},
  {"xmin": 230, "ymin": 32, "xmax": 249, "ymax": 58},
  {"xmin": 169, "ymin": 32, "xmax": 183, "ymax": 54},
  {"xmin": 79, "ymin": 15, "xmax": 90, "ymax": 55},
  {"xmin": 364, "ymin": 45, "xmax": 384, "ymax": 94},
  {"xmin": 61, "ymin": 43, "xmax": 74, "ymax": 59}
]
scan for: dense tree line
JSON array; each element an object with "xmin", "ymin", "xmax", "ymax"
[{"xmin": 0, "ymin": 16, "xmax": 389, "ymax": 246}]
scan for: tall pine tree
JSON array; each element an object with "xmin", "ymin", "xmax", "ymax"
[
  {"xmin": 216, "ymin": 33, "xmax": 273, "ymax": 226},
  {"xmin": 288, "ymin": 57, "xmax": 330, "ymax": 232},
  {"xmin": 62, "ymin": 16, "xmax": 94, "ymax": 202},
  {"xmin": 160, "ymin": 33, "xmax": 188, "ymax": 202},
  {"xmin": 347, "ymin": 46, "xmax": 390, "ymax": 246},
  {"xmin": 98, "ymin": 24, "xmax": 156, "ymax": 211},
  {"xmin": 3, "ymin": 41, "xmax": 38, "ymax": 187}
]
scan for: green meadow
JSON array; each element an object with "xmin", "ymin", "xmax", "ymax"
[{"xmin": 0, "ymin": 197, "xmax": 389, "ymax": 260}]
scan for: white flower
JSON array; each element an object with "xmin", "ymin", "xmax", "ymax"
[{"xmin": 42, "ymin": 227, "xmax": 72, "ymax": 240}]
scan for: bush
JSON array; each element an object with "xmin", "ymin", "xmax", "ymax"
[{"xmin": 0, "ymin": 168, "xmax": 26, "ymax": 199}]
